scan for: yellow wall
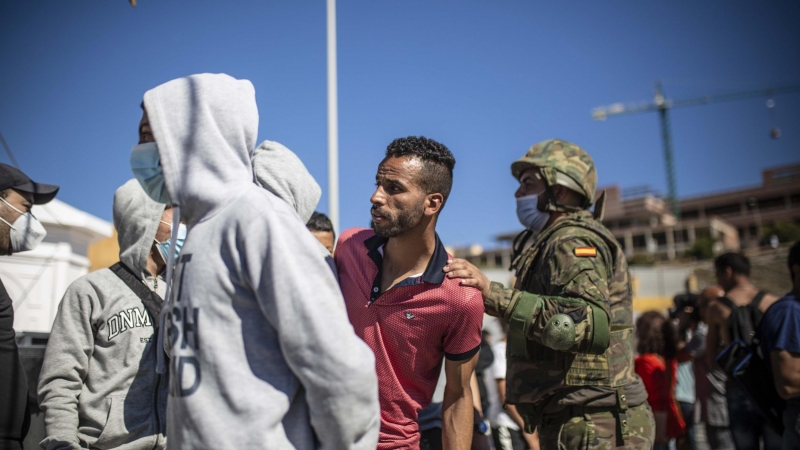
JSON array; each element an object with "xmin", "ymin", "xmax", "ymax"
[
  {"xmin": 87, "ymin": 230, "xmax": 119, "ymax": 272},
  {"xmin": 632, "ymin": 296, "xmax": 673, "ymax": 313}
]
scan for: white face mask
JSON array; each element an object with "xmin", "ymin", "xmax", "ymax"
[
  {"xmin": 516, "ymin": 194, "xmax": 550, "ymax": 233},
  {"xmin": 0, "ymin": 197, "xmax": 47, "ymax": 253}
]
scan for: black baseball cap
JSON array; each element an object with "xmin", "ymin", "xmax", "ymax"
[{"xmin": 0, "ymin": 163, "xmax": 59, "ymax": 205}]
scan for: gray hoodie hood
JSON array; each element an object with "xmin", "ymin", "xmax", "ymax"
[
  {"xmin": 113, "ymin": 179, "xmax": 166, "ymax": 281},
  {"xmin": 252, "ymin": 140, "xmax": 321, "ymax": 224},
  {"xmin": 144, "ymin": 73, "xmax": 258, "ymax": 224}
]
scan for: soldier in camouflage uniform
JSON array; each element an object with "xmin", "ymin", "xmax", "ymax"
[{"xmin": 444, "ymin": 139, "xmax": 655, "ymax": 449}]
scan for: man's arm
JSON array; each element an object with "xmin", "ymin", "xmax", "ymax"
[
  {"xmin": 470, "ymin": 372, "xmax": 483, "ymax": 415},
  {"xmin": 38, "ymin": 282, "xmax": 97, "ymax": 450},
  {"xmin": 443, "ymin": 353, "xmax": 479, "ymax": 450},
  {"xmin": 497, "ymin": 379, "xmax": 540, "ymax": 450},
  {"xmin": 704, "ymin": 301, "xmax": 729, "ymax": 369},
  {"xmin": 771, "ymin": 349, "xmax": 800, "ymax": 400},
  {"xmin": 445, "ymin": 237, "xmax": 612, "ymax": 355}
]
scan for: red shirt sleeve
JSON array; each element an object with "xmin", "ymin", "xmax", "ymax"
[
  {"xmin": 442, "ymin": 283, "xmax": 483, "ymax": 361},
  {"xmin": 635, "ymin": 354, "xmax": 668, "ymax": 411}
]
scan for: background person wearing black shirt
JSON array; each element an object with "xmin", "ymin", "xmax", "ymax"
[{"xmin": 0, "ymin": 163, "xmax": 58, "ymax": 450}]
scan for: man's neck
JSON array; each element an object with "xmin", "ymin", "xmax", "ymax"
[
  {"xmin": 544, "ymin": 211, "xmax": 567, "ymax": 230},
  {"xmin": 145, "ymin": 250, "xmax": 164, "ymax": 279},
  {"xmin": 728, "ymin": 277, "xmax": 754, "ymax": 292},
  {"xmin": 726, "ymin": 278, "xmax": 758, "ymax": 303},
  {"xmin": 381, "ymin": 222, "xmax": 436, "ymax": 291}
]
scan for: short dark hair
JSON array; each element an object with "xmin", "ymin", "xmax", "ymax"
[
  {"xmin": 0, "ymin": 189, "xmax": 8, "ymax": 199},
  {"xmin": 715, "ymin": 252, "xmax": 751, "ymax": 277},
  {"xmin": 789, "ymin": 241, "xmax": 800, "ymax": 270},
  {"xmin": 384, "ymin": 136, "xmax": 456, "ymax": 205},
  {"xmin": 307, "ymin": 211, "xmax": 334, "ymax": 235}
]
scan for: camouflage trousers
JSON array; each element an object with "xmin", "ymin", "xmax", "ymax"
[{"xmin": 539, "ymin": 403, "xmax": 655, "ymax": 449}]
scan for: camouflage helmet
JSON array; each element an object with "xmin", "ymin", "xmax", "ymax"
[{"xmin": 510, "ymin": 139, "xmax": 597, "ymax": 208}]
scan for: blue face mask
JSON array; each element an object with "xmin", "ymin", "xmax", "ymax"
[
  {"xmin": 131, "ymin": 142, "xmax": 171, "ymax": 204},
  {"xmin": 516, "ymin": 194, "xmax": 550, "ymax": 233},
  {"xmin": 155, "ymin": 221, "xmax": 186, "ymax": 264}
]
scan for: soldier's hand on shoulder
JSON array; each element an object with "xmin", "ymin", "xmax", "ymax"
[{"xmin": 443, "ymin": 258, "xmax": 490, "ymax": 298}]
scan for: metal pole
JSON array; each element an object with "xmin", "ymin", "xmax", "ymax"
[
  {"xmin": 655, "ymin": 82, "xmax": 680, "ymax": 219},
  {"xmin": 326, "ymin": 0, "xmax": 340, "ymax": 234}
]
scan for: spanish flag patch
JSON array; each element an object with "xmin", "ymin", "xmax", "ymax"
[{"xmin": 574, "ymin": 247, "xmax": 597, "ymax": 257}]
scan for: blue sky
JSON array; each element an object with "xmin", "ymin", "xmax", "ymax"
[{"xmin": 1, "ymin": 1, "xmax": 798, "ymax": 247}]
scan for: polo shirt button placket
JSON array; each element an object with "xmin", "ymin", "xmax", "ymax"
[{"xmin": 370, "ymin": 286, "xmax": 380, "ymax": 304}]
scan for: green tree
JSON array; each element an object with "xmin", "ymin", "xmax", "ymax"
[
  {"xmin": 685, "ymin": 237, "xmax": 716, "ymax": 260},
  {"xmin": 762, "ymin": 221, "xmax": 800, "ymax": 244}
]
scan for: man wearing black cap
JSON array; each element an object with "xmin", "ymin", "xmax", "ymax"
[{"xmin": 0, "ymin": 162, "xmax": 58, "ymax": 450}]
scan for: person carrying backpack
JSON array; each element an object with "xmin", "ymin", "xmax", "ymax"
[
  {"xmin": 706, "ymin": 253, "xmax": 782, "ymax": 450},
  {"xmin": 759, "ymin": 241, "xmax": 800, "ymax": 450}
]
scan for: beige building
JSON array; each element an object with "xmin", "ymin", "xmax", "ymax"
[
  {"xmin": 678, "ymin": 163, "xmax": 800, "ymax": 248},
  {"xmin": 601, "ymin": 186, "xmax": 739, "ymax": 261}
]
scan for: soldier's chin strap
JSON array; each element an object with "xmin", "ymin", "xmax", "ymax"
[
  {"xmin": 593, "ymin": 190, "xmax": 607, "ymax": 221},
  {"xmin": 541, "ymin": 185, "xmax": 587, "ymax": 214}
]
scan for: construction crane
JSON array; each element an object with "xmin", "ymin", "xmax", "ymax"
[{"xmin": 592, "ymin": 82, "xmax": 800, "ymax": 218}]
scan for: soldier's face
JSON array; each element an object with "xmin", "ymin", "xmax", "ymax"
[
  {"xmin": 515, "ymin": 168, "xmax": 547, "ymax": 199},
  {"xmin": 370, "ymin": 156, "xmax": 427, "ymax": 238}
]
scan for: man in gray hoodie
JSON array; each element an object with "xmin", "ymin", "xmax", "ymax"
[
  {"xmin": 133, "ymin": 73, "xmax": 379, "ymax": 449},
  {"xmin": 38, "ymin": 179, "xmax": 172, "ymax": 450}
]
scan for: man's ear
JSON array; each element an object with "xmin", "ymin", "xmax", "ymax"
[
  {"xmin": 552, "ymin": 185, "xmax": 568, "ymax": 203},
  {"xmin": 425, "ymin": 193, "xmax": 444, "ymax": 216}
]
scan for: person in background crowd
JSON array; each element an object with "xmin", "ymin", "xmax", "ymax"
[
  {"xmin": 335, "ymin": 136, "xmax": 484, "ymax": 449},
  {"xmin": 483, "ymin": 325, "xmax": 539, "ymax": 450},
  {"xmin": 672, "ymin": 293, "xmax": 700, "ymax": 450},
  {"xmin": 252, "ymin": 140, "xmax": 321, "ymax": 229},
  {"xmin": 0, "ymin": 163, "xmax": 58, "ymax": 450},
  {"xmin": 132, "ymin": 73, "xmax": 379, "ymax": 450},
  {"xmin": 760, "ymin": 240, "xmax": 800, "ymax": 449},
  {"xmin": 688, "ymin": 287, "xmax": 735, "ymax": 450},
  {"xmin": 418, "ymin": 364, "xmax": 448, "ymax": 450},
  {"xmin": 250, "ymin": 140, "xmax": 337, "ymax": 275},
  {"xmin": 471, "ymin": 334, "xmax": 493, "ymax": 450},
  {"xmin": 38, "ymin": 180, "xmax": 176, "ymax": 450},
  {"xmin": 635, "ymin": 311, "xmax": 685, "ymax": 450},
  {"xmin": 307, "ymin": 211, "xmax": 336, "ymax": 254},
  {"xmin": 706, "ymin": 253, "xmax": 781, "ymax": 449},
  {"xmin": 418, "ymin": 359, "xmax": 492, "ymax": 450},
  {"xmin": 444, "ymin": 139, "xmax": 655, "ymax": 449}
]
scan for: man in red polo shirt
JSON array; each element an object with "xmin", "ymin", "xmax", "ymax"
[{"xmin": 335, "ymin": 136, "xmax": 484, "ymax": 450}]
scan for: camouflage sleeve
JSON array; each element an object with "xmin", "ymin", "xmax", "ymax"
[{"xmin": 483, "ymin": 236, "xmax": 612, "ymax": 355}]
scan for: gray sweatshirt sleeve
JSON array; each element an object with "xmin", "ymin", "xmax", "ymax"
[
  {"xmin": 241, "ymin": 216, "xmax": 380, "ymax": 450},
  {"xmin": 38, "ymin": 280, "xmax": 98, "ymax": 450}
]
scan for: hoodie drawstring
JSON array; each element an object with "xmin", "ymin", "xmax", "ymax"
[{"xmin": 156, "ymin": 206, "xmax": 181, "ymax": 374}]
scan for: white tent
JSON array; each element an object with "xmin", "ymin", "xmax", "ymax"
[{"xmin": 1, "ymin": 199, "xmax": 112, "ymax": 333}]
